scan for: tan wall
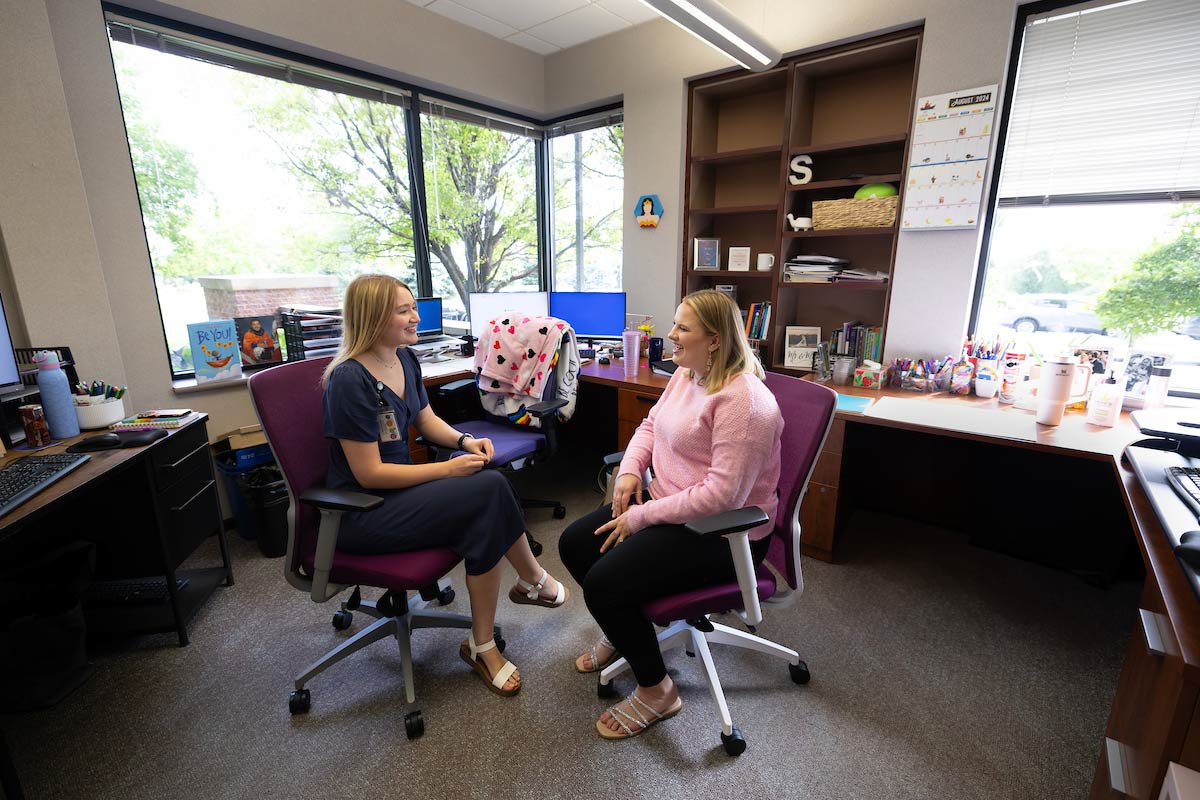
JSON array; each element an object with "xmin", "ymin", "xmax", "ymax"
[
  {"xmin": 544, "ymin": 0, "xmax": 1022, "ymax": 359},
  {"xmin": 0, "ymin": 0, "xmax": 1021, "ymax": 443}
]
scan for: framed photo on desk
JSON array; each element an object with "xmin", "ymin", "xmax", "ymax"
[{"xmin": 693, "ymin": 238, "xmax": 720, "ymax": 270}]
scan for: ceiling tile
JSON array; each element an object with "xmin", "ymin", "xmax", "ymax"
[
  {"xmin": 505, "ymin": 32, "xmax": 561, "ymax": 56},
  {"xmin": 595, "ymin": 0, "xmax": 659, "ymax": 24},
  {"xmin": 450, "ymin": 0, "xmax": 589, "ymax": 31},
  {"xmin": 527, "ymin": 4, "xmax": 629, "ymax": 49},
  {"xmin": 426, "ymin": 0, "xmax": 518, "ymax": 38}
]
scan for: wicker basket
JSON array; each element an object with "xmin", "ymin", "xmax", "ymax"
[{"xmin": 811, "ymin": 196, "xmax": 898, "ymax": 229}]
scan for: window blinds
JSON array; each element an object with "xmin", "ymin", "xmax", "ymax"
[{"xmin": 998, "ymin": 0, "xmax": 1200, "ymax": 203}]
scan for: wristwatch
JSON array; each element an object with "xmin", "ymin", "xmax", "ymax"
[{"xmin": 456, "ymin": 432, "xmax": 474, "ymax": 450}]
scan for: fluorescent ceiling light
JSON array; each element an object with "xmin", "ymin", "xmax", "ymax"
[{"xmin": 640, "ymin": 0, "xmax": 780, "ymax": 71}]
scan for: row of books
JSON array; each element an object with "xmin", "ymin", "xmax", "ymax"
[
  {"xmin": 830, "ymin": 322, "xmax": 883, "ymax": 364},
  {"xmin": 111, "ymin": 408, "xmax": 199, "ymax": 431},
  {"xmin": 744, "ymin": 301, "xmax": 772, "ymax": 341}
]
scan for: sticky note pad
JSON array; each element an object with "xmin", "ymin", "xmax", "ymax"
[{"xmin": 835, "ymin": 394, "xmax": 874, "ymax": 414}]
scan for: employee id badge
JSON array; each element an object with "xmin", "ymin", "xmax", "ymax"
[{"xmin": 375, "ymin": 381, "xmax": 402, "ymax": 442}]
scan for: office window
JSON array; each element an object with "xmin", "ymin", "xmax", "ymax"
[
  {"xmin": 421, "ymin": 105, "xmax": 541, "ymax": 324},
  {"xmin": 975, "ymin": 0, "xmax": 1200, "ymax": 395},
  {"xmin": 549, "ymin": 122, "xmax": 624, "ymax": 292},
  {"xmin": 108, "ymin": 20, "xmax": 419, "ymax": 376}
]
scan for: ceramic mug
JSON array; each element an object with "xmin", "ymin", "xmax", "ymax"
[{"xmin": 756, "ymin": 253, "xmax": 775, "ymax": 271}]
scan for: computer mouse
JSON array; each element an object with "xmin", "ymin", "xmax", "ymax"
[
  {"xmin": 1175, "ymin": 535, "xmax": 1200, "ymax": 569},
  {"xmin": 598, "ymin": 356, "xmax": 611, "ymax": 365},
  {"xmin": 76, "ymin": 432, "xmax": 123, "ymax": 451}
]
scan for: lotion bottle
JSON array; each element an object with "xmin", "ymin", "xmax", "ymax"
[{"xmin": 1086, "ymin": 373, "xmax": 1123, "ymax": 427}]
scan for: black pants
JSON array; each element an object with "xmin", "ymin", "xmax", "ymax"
[{"xmin": 558, "ymin": 500, "xmax": 769, "ymax": 687}]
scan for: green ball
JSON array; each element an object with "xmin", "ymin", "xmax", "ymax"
[{"xmin": 854, "ymin": 183, "xmax": 898, "ymax": 199}]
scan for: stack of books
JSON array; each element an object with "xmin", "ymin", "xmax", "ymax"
[
  {"xmin": 829, "ymin": 323, "xmax": 883, "ymax": 364},
  {"xmin": 783, "ymin": 255, "xmax": 849, "ymax": 283}
]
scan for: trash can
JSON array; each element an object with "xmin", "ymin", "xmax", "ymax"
[
  {"xmin": 214, "ymin": 452, "xmax": 261, "ymax": 541},
  {"xmin": 241, "ymin": 466, "xmax": 289, "ymax": 558}
]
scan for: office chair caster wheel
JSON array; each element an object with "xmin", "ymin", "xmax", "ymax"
[
  {"xmin": 288, "ymin": 688, "xmax": 311, "ymax": 715},
  {"xmin": 597, "ymin": 678, "xmax": 617, "ymax": 699},
  {"xmin": 437, "ymin": 586, "xmax": 455, "ymax": 605},
  {"xmin": 404, "ymin": 710, "xmax": 425, "ymax": 740},
  {"xmin": 721, "ymin": 727, "xmax": 746, "ymax": 756},
  {"xmin": 527, "ymin": 534, "xmax": 543, "ymax": 557},
  {"xmin": 789, "ymin": 661, "xmax": 810, "ymax": 685},
  {"xmin": 553, "ymin": 505, "xmax": 566, "ymax": 519},
  {"xmin": 494, "ymin": 635, "xmax": 506, "ymax": 654},
  {"xmin": 332, "ymin": 609, "xmax": 353, "ymax": 631}
]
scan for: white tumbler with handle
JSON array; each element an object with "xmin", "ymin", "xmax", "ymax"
[{"xmin": 1035, "ymin": 355, "xmax": 1091, "ymax": 426}]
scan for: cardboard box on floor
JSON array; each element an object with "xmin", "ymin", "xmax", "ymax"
[{"xmin": 213, "ymin": 424, "xmax": 272, "ymax": 468}]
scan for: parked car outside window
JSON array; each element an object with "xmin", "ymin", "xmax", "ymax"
[{"xmin": 998, "ymin": 293, "xmax": 1108, "ymax": 334}]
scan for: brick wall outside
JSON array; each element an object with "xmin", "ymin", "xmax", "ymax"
[{"xmin": 203, "ymin": 286, "xmax": 340, "ymax": 322}]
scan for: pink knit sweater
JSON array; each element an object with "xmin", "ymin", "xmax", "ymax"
[{"xmin": 618, "ymin": 370, "xmax": 784, "ymax": 540}]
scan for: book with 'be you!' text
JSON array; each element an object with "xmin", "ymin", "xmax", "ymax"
[{"xmin": 187, "ymin": 320, "xmax": 242, "ymax": 384}]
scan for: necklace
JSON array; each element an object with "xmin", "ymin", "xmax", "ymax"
[{"xmin": 371, "ymin": 352, "xmax": 400, "ymax": 371}]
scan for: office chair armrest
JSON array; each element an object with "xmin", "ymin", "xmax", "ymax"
[
  {"xmin": 299, "ymin": 488, "xmax": 385, "ymax": 513},
  {"xmin": 683, "ymin": 506, "xmax": 769, "ymax": 538},
  {"xmin": 602, "ymin": 451, "xmax": 626, "ymax": 471},
  {"xmin": 526, "ymin": 397, "xmax": 567, "ymax": 417},
  {"xmin": 435, "ymin": 378, "xmax": 477, "ymax": 396}
]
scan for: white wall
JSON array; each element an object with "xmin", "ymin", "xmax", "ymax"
[
  {"xmin": 544, "ymin": 0, "xmax": 1021, "ymax": 356},
  {"xmin": 0, "ymin": 0, "xmax": 1022, "ymax": 441}
]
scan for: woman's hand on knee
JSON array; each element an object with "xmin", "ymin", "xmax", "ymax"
[
  {"xmin": 611, "ymin": 474, "xmax": 642, "ymax": 518},
  {"xmin": 463, "ymin": 437, "xmax": 494, "ymax": 463},
  {"xmin": 595, "ymin": 513, "xmax": 634, "ymax": 554}
]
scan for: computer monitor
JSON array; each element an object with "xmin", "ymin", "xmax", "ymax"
[
  {"xmin": 0, "ymin": 292, "xmax": 22, "ymax": 391},
  {"xmin": 415, "ymin": 296, "xmax": 443, "ymax": 341},
  {"xmin": 467, "ymin": 291, "xmax": 549, "ymax": 338},
  {"xmin": 549, "ymin": 291, "xmax": 627, "ymax": 339}
]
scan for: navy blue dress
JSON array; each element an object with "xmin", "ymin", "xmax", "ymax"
[{"xmin": 322, "ymin": 348, "xmax": 525, "ymax": 575}]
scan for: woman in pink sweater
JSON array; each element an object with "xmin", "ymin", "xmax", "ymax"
[{"xmin": 558, "ymin": 289, "xmax": 783, "ymax": 740}]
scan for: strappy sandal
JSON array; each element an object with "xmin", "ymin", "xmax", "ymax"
[
  {"xmin": 458, "ymin": 632, "xmax": 520, "ymax": 697},
  {"xmin": 574, "ymin": 634, "xmax": 618, "ymax": 674},
  {"xmin": 509, "ymin": 569, "xmax": 568, "ymax": 608},
  {"xmin": 596, "ymin": 692, "xmax": 683, "ymax": 740}
]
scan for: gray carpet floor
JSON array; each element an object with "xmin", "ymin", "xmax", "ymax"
[{"xmin": 3, "ymin": 459, "xmax": 1137, "ymax": 799}]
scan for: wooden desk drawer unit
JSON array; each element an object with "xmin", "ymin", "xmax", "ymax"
[
  {"xmin": 799, "ymin": 418, "xmax": 845, "ymax": 563},
  {"xmin": 617, "ymin": 388, "xmax": 658, "ymax": 450}
]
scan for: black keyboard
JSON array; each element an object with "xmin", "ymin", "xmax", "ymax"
[
  {"xmin": 0, "ymin": 452, "xmax": 91, "ymax": 518},
  {"xmin": 1166, "ymin": 466, "xmax": 1200, "ymax": 519},
  {"xmin": 89, "ymin": 576, "xmax": 190, "ymax": 605}
]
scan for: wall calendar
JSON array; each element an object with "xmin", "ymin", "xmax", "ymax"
[{"xmin": 901, "ymin": 84, "xmax": 998, "ymax": 231}]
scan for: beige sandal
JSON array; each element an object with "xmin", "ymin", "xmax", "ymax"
[
  {"xmin": 459, "ymin": 632, "xmax": 520, "ymax": 697},
  {"xmin": 596, "ymin": 692, "xmax": 683, "ymax": 740},
  {"xmin": 509, "ymin": 569, "xmax": 568, "ymax": 608},
  {"xmin": 574, "ymin": 634, "xmax": 618, "ymax": 674}
]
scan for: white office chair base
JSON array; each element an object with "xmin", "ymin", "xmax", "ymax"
[
  {"xmin": 598, "ymin": 617, "xmax": 801, "ymax": 737},
  {"xmin": 294, "ymin": 590, "xmax": 472, "ymax": 705}
]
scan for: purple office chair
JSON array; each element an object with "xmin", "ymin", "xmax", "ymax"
[
  {"xmin": 598, "ymin": 371, "xmax": 837, "ymax": 756},
  {"xmin": 248, "ymin": 357, "xmax": 482, "ymax": 740}
]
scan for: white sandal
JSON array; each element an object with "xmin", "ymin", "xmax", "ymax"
[
  {"xmin": 458, "ymin": 632, "xmax": 520, "ymax": 697},
  {"xmin": 509, "ymin": 569, "xmax": 568, "ymax": 608}
]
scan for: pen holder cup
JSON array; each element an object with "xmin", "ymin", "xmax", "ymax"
[{"xmin": 75, "ymin": 397, "xmax": 126, "ymax": 430}]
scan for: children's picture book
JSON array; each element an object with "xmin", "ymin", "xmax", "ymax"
[
  {"xmin": 235, "ymin": 315, "xmax": 282, "ymax": 366},
  {"xmin": 784, "ymin": 326, "xmax": 821, "ymax": 370},
  {"xmin": 187, "ymin": 320, "xmax": 242, "ymax": 383}
]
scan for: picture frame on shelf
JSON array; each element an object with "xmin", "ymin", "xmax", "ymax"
[
  {"xmin": 693, "ymin": 237, "xmax": 721, "ymax": 270},
  {"xmin": 727, "ymin": 246, "xmax": 751, "ymax": 272},
  {"xmin": 1119, "ymin": 350, "xmax": 1173, "ymax": 407},
  {"xmin": 714, "ymin": 284, "xmax": 737, "ymax": 303},
  {"xmin": 784, "ymin": 325, "xmax": 822, "ymax": 370}
]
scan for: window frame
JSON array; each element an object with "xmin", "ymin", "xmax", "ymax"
[
  {"xmin": 970, "ymin": 0, "xmax": 1200, "ymax": 398},
  {"xmin": 102, "ymin": 3, "xmax": 623, "ymax": 381}
]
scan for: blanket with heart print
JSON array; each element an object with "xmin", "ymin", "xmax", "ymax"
[{"xmin": 472, "ymin": 314, "xmax": 579, "ymax": 428}]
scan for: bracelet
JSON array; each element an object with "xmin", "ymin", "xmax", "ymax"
[{"xmin": 456, "ymin": 432, "xmax": 474, "ymax": 450}]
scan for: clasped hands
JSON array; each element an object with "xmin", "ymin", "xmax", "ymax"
[
  {"xmin": 444, "ymin": 436, "xmax": 495, "ymax": 477},
  {"xmin": 596, "ymin": 472, "xmax": 642, "ymax": 553}
]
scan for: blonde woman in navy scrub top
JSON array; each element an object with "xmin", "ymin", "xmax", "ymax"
[{"xmin": 322, "ymin": 274, "xmax": 568, "ymax": 697}]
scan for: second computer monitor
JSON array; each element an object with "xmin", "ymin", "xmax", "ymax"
[
  {"xmin": 549, "ymin": 291, "xmax": 626, "ymax": 339},
  {"xmin": 467, "ymin": 291, "xmax": 549, "ymax": 337}
]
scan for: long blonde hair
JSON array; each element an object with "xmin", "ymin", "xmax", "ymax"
[
  {"xmin": 683, "ymin": 289, "xmax": 764, "ymax": 394},
  {"xmin": 321, "ymin": 273, "xmax": 411, "ymax": 386}
]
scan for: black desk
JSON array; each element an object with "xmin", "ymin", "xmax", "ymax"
[{"xmin": 0, "ymin": 413, "xmax": 233, "ymax": 646}]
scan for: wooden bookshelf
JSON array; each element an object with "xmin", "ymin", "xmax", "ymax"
[{"xmin": 681, "ymin": 28, "xmax": 922, "ymax": 370}]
